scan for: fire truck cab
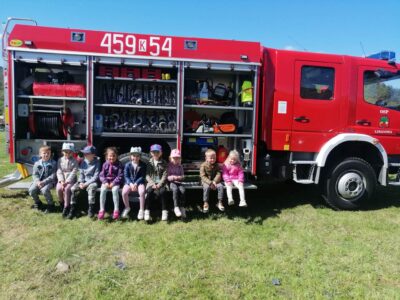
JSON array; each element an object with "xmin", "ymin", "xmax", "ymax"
[{"xmin": 2, "ymin": 18, "xmax": 400, "ymax": 210}]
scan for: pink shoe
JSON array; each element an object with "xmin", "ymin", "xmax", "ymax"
[
  {"xmin": 112, "ymin": 210, "xmax": 120, "ymax": 220},
  {"xmin": 98, "ymin": 210, "xmax": 105, "ymax": 220}
]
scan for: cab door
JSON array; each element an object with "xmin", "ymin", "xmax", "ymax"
[
  {"xmin": 291, "ymin": 61, "xmax": 343, "ymax": 151},
  {"xmin": 353, "ymin": 66, "xmax": 400, "ymax": 154}
]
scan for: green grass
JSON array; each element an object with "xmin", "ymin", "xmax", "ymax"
[
  {"xmin": 0, "ymin": 132, "xmax": 15, "ymax": 178},
  {"xmin": 1, "ymin": 132, "xmax": 400, "ymax": 298}
]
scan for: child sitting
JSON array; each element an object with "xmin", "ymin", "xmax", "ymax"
[
  {"xmin": 222, "ymin": 150, "xmax": 247, "ymax": 207},
  {"xmin": 70, "ymin": 146, "xmax": 101, "ymax": 219},
  {"xmin": 121, "ymin": 147, "xmax": 147, "ymax": 220},
  {"xmin": 99, "ymin": 147, "xmax": 123, "ymax": 220},
  {"xmin": 56, "ymin": 142, "xmax": 78, "ymax": 217},
  {"xmin": 145, "ymin": 144, "xmax": 168, "ymax": 221},
  {"xmin": 167, "ymin": 149, "xmax": 186, "ymax": 218},
  {"xmin": 200, "ymin": 148, "xmax": 224, "ymax": 213},
  {"xmin": 29, "ymin": 145, "xmax": 57, "ymax": 213}
]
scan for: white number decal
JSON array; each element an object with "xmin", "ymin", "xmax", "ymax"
[
  {"xmin": 149, "ymin": 37, "xmax": 160, "ymax": 56},
  {"xmin": 125, "ymin": 35, "xmax": 136, "ymax": 55},
  {"xmin": 162, "ymin": 38, "xmax": 172, "ymax": 57},
  {"xmin": 100, "ymin": 33, "xmax": 172, "ymax": 57},
  {"xmin": 113, "ymin": 34, "xmax": 124, "ymax": 54},
  {"xmin": 100, "ymin": 33, "xmax": 112, "ymax": 53}
]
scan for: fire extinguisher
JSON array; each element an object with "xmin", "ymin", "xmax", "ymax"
[{"xmin": 217, "ymin": 145, "xmax": 228, "ymax": 163}]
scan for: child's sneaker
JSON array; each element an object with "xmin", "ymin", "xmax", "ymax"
[
  {"xmin": 203, "ymin": 202, "xmax": 209, "ymax": 213},
  {"xmin": 121, "ymin": 208, "xmax": 131, "ymax": 219},
  {"xmin": 161, "ymin": 210, "xmax": 168, "ymax": 221},
  {"xmin": 228, "ymin": 199, "xmax": 234, "ymax": 206},
  {"xmin": 62, "ymin": 206, "xmax": 70, "ymax": 218},
  {"xmin": 174, "ymin": 207, "xmax": 182, "ymax": 217},
  {"xmin": 180, "ymin": 207, "xmax": 187, "ymax": 219},
  {"xmin": 44, "ymin": 204, "xmax": 55, "ymax": 214},
  {"xmin": 88, "ymin": 204, "xmax": 95, "ymax": 218},
  {"xmin": 31, "ymin": 202, "xmax": 42, "ymax": 210},
  {"xmin": 217, "ymin": 201, "xmax": 225, "ymax": 212},
  {"xmin": 67, "ymin": 205, "xmax": 76, "ymax": 220},
  {"xmin": 144, "ymin": 210, "xmax": 151, "ymax": 221},
  {"xmin": 137, "ymin": 209, "xmax": 144, "ymax": 220},
  {"xmin": 112, "ymin": 210, "xmax": 120, "ymax": 220},
  {"xmin": 98, "ymin": 210, "xmax": 105, "ymax": 220},
  {"xmin": 239, "ymin": 200, "xmax": 248, "ymax": 207}
]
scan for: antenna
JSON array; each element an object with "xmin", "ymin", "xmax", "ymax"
[
  {"xmin": 288, "ymin": 36, "xmax": 307, "ymax": 51},
  {"xmin": 360, "ymin": 42, "xmax": 366, "ymax": 57}
]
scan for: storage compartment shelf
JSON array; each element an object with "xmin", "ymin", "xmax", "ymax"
[
  {"xmin": 96, "ymin": 76, "xmax": 177, "ymax": 84},
  {"xmin": 17, "ymin": 95, "xmax": 86, "ymax": 101},
  {"xmin": 95, "ymin": 103, "xmax": 176, "ymax": 110},
  {"xmin": 183, "ymin": 133, "xmax": 252, "ymax": 138},
  {"xmin": 95, "ymin": 132, "xmax": 177, "ymax": 138},
  {"xmin": 184, "ymin": 104, "xmax": 253, "ymax": 111}
]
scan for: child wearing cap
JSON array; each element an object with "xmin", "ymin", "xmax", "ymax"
[
  {"xmin": 56, "ymin": 142, "xmax": 79, "ymax": 217},
  {"xmin": 70, "ymin": 146, "xmax": 101, "ymax": 219},
  {"xmin": 99, "ymin": 147, "xmax": 124, "ymax": 220},
  {"xmin": 29, "ymin": 145, "xmax": 57, "ymax": 213},
  {"xmin": 145, "ymin": 144, "xmax": 168, "ymax": 221},
  {"xmin": 167, "ymin": 149, "xmax": 186, "ymax": 218},
  {"xmin": 200, "ymin": 148, "xmax": 224, "ymax": 213},
  {"xmin": 121, "ymin": 147, "xmax": 147, "ymax": 220}
]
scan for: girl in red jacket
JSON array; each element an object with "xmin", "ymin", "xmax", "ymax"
[{"xmin": 222, "ymin": 150, "xmax": 247, "ymax": 207}]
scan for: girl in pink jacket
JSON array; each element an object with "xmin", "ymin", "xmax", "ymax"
[{"xmin": 222, "ymin": 150, "xmax": 247, "ymax": 207}]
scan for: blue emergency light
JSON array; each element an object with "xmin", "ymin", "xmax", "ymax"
[{"xmin": 367, "ymin": 51, "xmax": 396, "ymax": 61}]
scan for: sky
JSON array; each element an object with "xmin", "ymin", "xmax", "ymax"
[{"xmin": 0, "ymin": 0, "xmax": 400, "ymax": 62}]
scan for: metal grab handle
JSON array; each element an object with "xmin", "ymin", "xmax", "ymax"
[
  {"xmin": 294, "ymin": 116, "xmax": 310, "ymax": 123},
  {"xmin": 2, "ymin": 17, "xmax": 38, "ymax": 61},
  {"xmin": 356, "ymin": 119, "xmax": 371, "ymax": 126}
]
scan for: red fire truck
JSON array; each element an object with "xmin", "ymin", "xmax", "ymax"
[{"xmin": 2, "ymin": 18, "xmax": 400, "ymax": 210}]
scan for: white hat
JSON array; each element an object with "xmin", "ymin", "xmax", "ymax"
[
  {"xmin": 130, "ymin": 146, "xmax": 142, "ymax": 154},
  {"xmin": 62, "ymin": 142, "xmax": 75, "ymax": 152}
]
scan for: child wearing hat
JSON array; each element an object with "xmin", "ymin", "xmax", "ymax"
[
  {"xmin": 56, "ymin": 142, "xmax": 79, "ymax": 217},
  {"xmin": 145, "ymin": 144, "xmax": 168, "ymax": 221},
  {"xmin": 70, "ymin": 146, "xmax": 101, "ymax": 219},
  {"xmin": 121, "ymin": 147, "xmax": 147, "ymax": 220},
  {"xmin": 167, "ymin": 149, "xmax": 186, "ymax": 218}
]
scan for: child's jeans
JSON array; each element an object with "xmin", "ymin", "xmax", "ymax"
[
  {"xmin": 226, "ymin": 180, "xmax": 246, "ymax": 202},
  {"xmin": 145, "ymin": 186, "xmax": 166, "ymax": 210},
  {"xmin": 122, "ymin": 184, "xmax": 145, "ymax": 211},
  {"xmin": 71, "ymin": 182, "xmax": 98, "ymax": 205},
  {"xmin": 29, "ymin": 183, "xmax": 54, "ymax": 205},
  {"xmin": 202, "ymin": 182, "xmax": 223, "ymax": 202},
  {"xmin": 100, "ymin": 184, "xmax": 120, "ymax": 212},
  {"xmin": 56, "ymin": 182, "xmax": 74, "ymax": 207},
  {"xmin": 170, "ymin": 182, "xmax": 185, "ymax": 207}
]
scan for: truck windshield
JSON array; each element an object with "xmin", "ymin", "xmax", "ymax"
[{"xmin": 364, "ymin": 70, "xmax": 400, "ymax": 109}]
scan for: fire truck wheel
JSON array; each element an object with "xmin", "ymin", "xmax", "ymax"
[{"xmin": 324, "ymin": 157, "xmax": 376, "ymax": 210}]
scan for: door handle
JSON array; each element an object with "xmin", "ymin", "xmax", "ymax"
[
  {"xmin": 294, "ymin": 116, "xmax": 310, "ymax": 123},
  {"xmin": 356, "ymin": 119, "xmax": 371, "ymax": 126}
]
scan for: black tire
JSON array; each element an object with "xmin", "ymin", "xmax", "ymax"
[
  {"xmin": 321, "ymin": 157, "xmax": 377, "ymax": 210},
  {"xmin": 119, "ymin": 152, "xmax": 150, "ymax": 166}
]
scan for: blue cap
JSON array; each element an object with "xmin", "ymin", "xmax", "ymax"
[
  {"xmin": 81, "ymin": 145, "xmax": 96, "ymax": 154},
  {"xmin": 150, "ymin": 144, "xmax": 162, "ymax": 152}
]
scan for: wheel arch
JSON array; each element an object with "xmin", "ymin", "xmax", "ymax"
[{"xmin": 315, "ymin": 133, "xmax": 388, "ymax": 185}]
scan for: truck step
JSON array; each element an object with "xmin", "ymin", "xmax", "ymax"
[
  {"xmin": 388, "ymin": 181, "xmax": 400, "ymax": 186},
  {"xmin": 389, "ymin": 163, "xmax": 400, "ymax": 167},
  {"xmin": 291, "ymin": 160, "xmax": 317, "ymax": 165},
  {"xmin": 293, "ymin": 179, "xmax": 314, "ymax": 184},
  {"xmin": 183, "ymin": 182, "xmax": 258, "ymax": 190}
]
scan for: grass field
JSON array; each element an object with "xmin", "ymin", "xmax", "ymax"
[{"xmin": 1, "ymin": 132, "xmax": 400, "ymax": 299}]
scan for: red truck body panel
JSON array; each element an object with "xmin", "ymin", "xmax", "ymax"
[
  {"xmin": 8, "ymin": 24, "xmax": 262, "ymax": 64},
  {"xmin": 261, "ymin": 47, "xmax": 400, "ymax": 155}
]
